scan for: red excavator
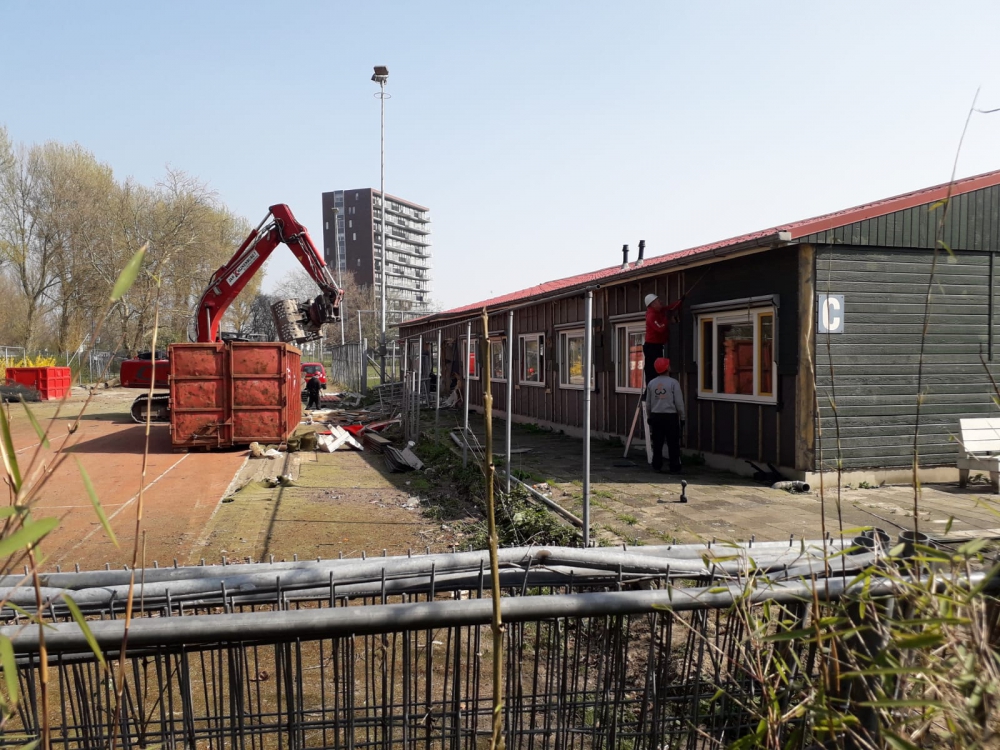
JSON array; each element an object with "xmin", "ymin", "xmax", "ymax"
[{"xmin": 120, "ymin": 204, "xmax": 343, "ymax": 428}]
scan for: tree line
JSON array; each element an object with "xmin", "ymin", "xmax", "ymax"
[
  {"xmin": 0, "ymin": 126, "xmax": 260, "ymax": 355},
  {"xmin": 0, "ymin": 126, "xmax": 415, "ymax": 360}
]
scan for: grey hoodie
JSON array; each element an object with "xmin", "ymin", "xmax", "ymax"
[{"xmin": 647, "ymin": 374, "xmax": 685, "ymax": 420}]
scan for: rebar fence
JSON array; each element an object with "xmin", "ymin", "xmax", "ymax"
[
  {"xmin": 0, "ymin": 542, "xmax": 995, "ymax": 749},
  {"xmin": 327, "ymin": 343, "xmax": 367, "ymax": 395},
  {"xmin": 400, "ymin": 371, "xmax": 427, "ymax": 442}
]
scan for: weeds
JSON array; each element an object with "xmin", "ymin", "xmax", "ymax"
[{"xmin": 0, "ymin": 246, "xmax": 145, "ymax": 745}]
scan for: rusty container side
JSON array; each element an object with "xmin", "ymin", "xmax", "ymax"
[
  {"xmin": 170, "ymin": 341, "xmax": 301, "ymax": 450},
  {"xmin": 284, "ymin": 346, "xmax": 302, "ymax": 438},
  {"xmin": 230, "ymin": 342, "xmax": 301, "ymax": 444},
  {"xmin": 170, "ymin": 343, "xmax": 229, "ymax": 449}
]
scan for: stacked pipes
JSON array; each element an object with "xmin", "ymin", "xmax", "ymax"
[{"xmin": 0, "ymin": 537, "xmax": 876, "ymax": 621}]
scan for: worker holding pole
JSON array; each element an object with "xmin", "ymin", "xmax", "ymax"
[{"xmin": 643, "ymin": 293, "xmax": 683, "ymax": 387}]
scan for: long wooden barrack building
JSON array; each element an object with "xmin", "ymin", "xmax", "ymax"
[{"xmin": 400, "ymin": 170, "xmax": 1000, "ymax": 482}]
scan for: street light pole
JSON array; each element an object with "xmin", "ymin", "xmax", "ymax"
[
  {"xmin": 372, "ymin": 65, "xmax": 389, "ymax": 384},
  {"xmin": 332, "ymin": 207, "xmax": 345, "ymax": 345}
]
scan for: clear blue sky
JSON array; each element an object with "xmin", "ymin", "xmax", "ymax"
[{"xmin": 3, "ymin": 1, "xmax": 1000, "ymax": 310}]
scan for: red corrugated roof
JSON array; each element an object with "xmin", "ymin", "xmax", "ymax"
[{"xmin": 412, "ymin": 168, "xmax": 1000, "ymax": 323}]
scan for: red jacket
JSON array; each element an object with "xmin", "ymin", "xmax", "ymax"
[{"xmin": 645, "ymin": 300, "xmax": 682, "ymax": 345}]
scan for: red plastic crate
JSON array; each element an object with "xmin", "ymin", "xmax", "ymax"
[{"xmin": 5, "ymin": 367, "xmax": 72, "ymax": 400}]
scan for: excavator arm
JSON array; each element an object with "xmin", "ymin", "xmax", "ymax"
[{"xmin": 194, "ymin": 203, "xmax": 343, "ymax": 343}]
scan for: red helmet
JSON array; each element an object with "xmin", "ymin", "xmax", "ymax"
[{"xmin": 654, "ymin": 357, "xmax": 670, "ymax": 374}]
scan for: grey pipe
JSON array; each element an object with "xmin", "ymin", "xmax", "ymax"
[
  {"xmin": 463, "ymin": 320, "xmax": 471, "ymax": 467},
  {"xmin": 504, "ymin": 471, "xmax": 584, "ymax": 527},
  {"xmin": 582, "ymin": 290, "xmax": 593, "ymax": 547},
  {"xmin": 86, "ymin": 545, "xmax": 850, "ymax": 602},
  {"xmin": 505, "ymin": 309, "xmax": 514, "ymax": 495},
  {"xmin": 7, "ymin": 573, "xmax": 988, "ymax": 654},
  {"xmin": 14, "ymin": 539, "xmax": 850, "ymax": 591},
  {"xmin": 435, "ymin": 329, "xmax": 441, "ymax": 415}
]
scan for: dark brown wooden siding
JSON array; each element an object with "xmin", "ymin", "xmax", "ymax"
[
  {"xmin": 401, "ymin": 245, "xmax": 801, "ymax": 469},
  {"xmin": 680, "ymin": 247, "xmax": 801, "ymax": 468}
]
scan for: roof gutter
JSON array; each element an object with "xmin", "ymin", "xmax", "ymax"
[{"xmin": 401, "ymin": 231, "xmax": 793, "ymax": 332}]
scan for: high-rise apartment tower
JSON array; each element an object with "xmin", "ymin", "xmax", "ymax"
[{"xmin": 320, "ymin": 189, "xmax": 432, "ymax": 320}]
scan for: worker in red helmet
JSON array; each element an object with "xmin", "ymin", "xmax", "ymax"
[
  {"xmin": 646, "ymin": 357, "xmax": 685, "ymax": 474},
  {"xmin": 643, "ymin": 293, "xmax": 683, "ymax": 386}
]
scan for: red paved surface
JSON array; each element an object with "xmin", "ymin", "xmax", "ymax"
[{"xmin": 4, "ymin": 391, "xmax": 247, "ymax": 570}]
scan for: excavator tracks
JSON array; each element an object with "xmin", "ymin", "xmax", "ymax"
[{"xmin": 130, "ymin": 394, "xmax": 171, "ymax": 424}]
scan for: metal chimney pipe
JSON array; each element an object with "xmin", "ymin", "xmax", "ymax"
[
  {"xmin": 620, "ymin": 244, "xmax": 629, "ymax": 270},
  {"xmin": 636, "ymin": 240, "xmax": 645, "ymax": 267}
]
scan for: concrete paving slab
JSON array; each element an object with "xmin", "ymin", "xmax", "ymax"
[{"xmin": 437, "ymin": 410, "xmax": 1000, "ymax": 545}]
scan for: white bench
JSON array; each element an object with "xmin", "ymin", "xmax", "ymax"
[{"xmin": 957, "ymin": 417, "xmax": 1000, "ymax": 493}]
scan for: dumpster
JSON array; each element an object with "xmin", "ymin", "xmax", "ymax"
[
  {"xmin": 170, "ymin": 341, "xmax": 301, "ymax": 450},
  {"xmin": 4, "ymin": 367, "xmax": 72, "ymax": 400}
]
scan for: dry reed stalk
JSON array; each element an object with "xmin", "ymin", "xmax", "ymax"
[{"xmin": 482, "ymin": 309, "xmax": 505, "ymax": 750}]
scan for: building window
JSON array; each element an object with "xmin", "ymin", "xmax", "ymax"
[
  {"xmin": 348, "ymin": 220, "xmax": 353, "ymax": 229},
  {"xmin": 558, "ymin": 329, "xmax": 593, "ymax": 390},
  {"xmin": 697, "ymin": 305, "xmax": 776, "ymax": 403},
  {"xmin": 462, "ymin": 338, "xmax": 479, "ymax": 380},
  {"xmin": 614, "ymin": 323, "xmax": 645, "ymax": 393},
  {"xmin": 352, "ymin": 233, "xmax": 356, "ymax": 241},
  {"xmin": 325, "ymin": 221, "xmax": 329, "ymax": 230},
  {"xmin": 519, "ymin": 333, "xmax": 544, "ymax": 385},
  {"xmin": 489, "ymin": 338, "xmax": 507, "ymax": 382}
]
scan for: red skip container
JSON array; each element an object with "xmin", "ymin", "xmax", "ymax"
[
  {"xmin": 169, "ymin": 341, "xmax": 302, "ymax": 450},
  {"xmin": 5, "ymin": 366, "xmax": 72, "ymax": 400}
]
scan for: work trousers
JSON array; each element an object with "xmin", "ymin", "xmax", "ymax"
[
  {"xmin": 643, "ymin": 342, "xmax": 664, "ymax": 386},
  {"xmin": 647, "ymin": 412, "xmax": 681, "ymax": 472},
  {"xmin": 306, "ymin": 392, "xmax": 321, "ymax": 409}
]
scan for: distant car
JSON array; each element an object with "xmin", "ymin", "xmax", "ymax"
[{"xmin": 301, "ymin": 362, "xmax": 327, "ymax": 389}]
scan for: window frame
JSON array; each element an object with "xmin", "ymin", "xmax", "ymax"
[
  {"xmin": 488, "ymin": 337, "xmax": 507, "ymax": 383},
  {"xmin": 696, "ymin": 305, "xmax": 777, "ymax": 404},
  {"xmin": 462, "ymin": 337, "xmax": 480, "ymax": 381},
  {"xmin": 518, "ymin": 333, "xmax": 545, "ymax": 386},
  {"xmin": 613, "ymin": 321, "xmax": 646, "ymax": 394},
  {"xmin": 558, "ymin": 329, "xmax": 595, "ymax": 391}
]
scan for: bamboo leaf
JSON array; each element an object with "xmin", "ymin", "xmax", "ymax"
[
  {"xmin": 0, "ymin": 634, "xmax": 17, "ymax": 705},
  {"xmin": 74, "ymin": 458, "xmax": 117, "ymax": 547},
  {"xmin": 62, "ymin": 594, "xmax": 105, "ymax": 667},
  {"xmin": 894, "ymin": 617, "xmax": 971, "ymax": 627},
  {"xmin": 0, "ymin": 518, "xmax": 58, "ymax": 559},
  {"xmin": 956, "ymin": 538, "xmax": 987, "ymax": 557},
  {"xmin": 761, "ymin": 628, "xmax": 817, "ymax": 643},
  {"xmin": 841, "ymin": 666, "xmax": 932, "ymax": 678},
  {"xmin": 858, "ymin": 699, "xmax": 945, "ymax": 709},
  {"xmin": 110, "ymin": 243, "xmax": 148, "ymax": 302},
  {"xmin": 0, "ymin": 507, "xmax": 20, "ymax": 520},
  {"xmin": 884, "ymin": 732, "xmax": 920, "ymax": 750},
  {"xmin": 18, "ymin": 401, "xmax": 49, "ymax": 449},
  {"xmin": 0, "ymin": 405, "xmax": 21, "ymax": 493},
  {"xmin": 894, "ymin": 632, "xmax": 943, "ymax": 649}
]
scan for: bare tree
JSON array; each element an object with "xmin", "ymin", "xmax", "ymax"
[
  {"xmin": 0, "ymin": 142, "xmax": 61, "ymax": 349},
  {"xmin": 0, "ymin": 129, "xmax": 259, "ymax": 354},
  {"xmin": 243, "ymin": 292, "xmax": 278, "ymax": 340}
]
